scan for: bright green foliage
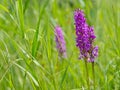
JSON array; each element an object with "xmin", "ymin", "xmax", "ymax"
[{"xmin": 0, "ymin": 0, "xmax": 120, "ymax": 90}]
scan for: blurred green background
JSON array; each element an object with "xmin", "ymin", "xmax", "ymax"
[{"xmin": 0, "ymin": 0, "xmax": 120, "ymax": 90}]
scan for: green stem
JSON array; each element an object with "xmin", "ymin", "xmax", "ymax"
[
  {"xmin": 84, "ymin": 59, "xmax": 90, "ymax": 90},
  {"xmin": 92, "ymin": 62, "xmax": 95, "ymax": 89}
]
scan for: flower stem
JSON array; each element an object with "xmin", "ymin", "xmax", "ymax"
[
  {"xmin": 84, "ymin": 59, "xmax": 90, "ymax": 90},
  {"xmin": 92, "ymin": 62, "xmax": 95, "ymax": 89}
]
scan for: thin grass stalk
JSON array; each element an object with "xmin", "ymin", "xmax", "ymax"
[
  {"xmin": 92, "ymin": 62, "xmax": 95, "ymax": 89},
  {"xmin": 84, "ymin": 59, "xmax": 90, "ymax": 90}
]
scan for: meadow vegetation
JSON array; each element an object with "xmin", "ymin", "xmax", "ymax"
[{"xmin": 0, "ymin": 0, "xmax": 120, "ymax": 89}]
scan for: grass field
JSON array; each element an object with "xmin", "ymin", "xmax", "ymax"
[{"xmin": 0, "ymin": 0, "xmax": 120, "ymax": 90}]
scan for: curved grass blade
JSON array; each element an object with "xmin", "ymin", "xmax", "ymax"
[{"xmin": 13, "ymin": 62, "xmax": 39, "ymax": 87}]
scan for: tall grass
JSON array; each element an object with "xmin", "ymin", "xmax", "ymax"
[{"xmin": 0, "ymin": 0, "xmax": 120, "ymax": 89}]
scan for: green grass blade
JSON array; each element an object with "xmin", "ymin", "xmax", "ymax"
[
  {"xmin": 31, "ymin": 0, "xmax": 49, "ymax": 57},
  {"xmin": 14, "ymin": 62, "xmax": 39, "ymax": 87},
  {"xmin": 0, "ymin": 4, "xmax": 9, "ymax": 12},
  {"xmin": 16, "ymin": 0, "xmax": 24, "ymax": 38}
]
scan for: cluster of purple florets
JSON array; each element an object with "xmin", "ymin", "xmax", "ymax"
[
  {"xmin": 55, "ymin": 26, "xmax": 67, "ymax": 58},
  {"xmin": 74, "ymin": 9, "xmax": 98, "ymax": 62},
  {"xmin": 54, "ymin": 9, "xmax": 98, "ymax": 61}
]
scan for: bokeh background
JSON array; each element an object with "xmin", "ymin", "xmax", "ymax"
[{"xmin": 0, "ymin": 0, "xmax": 120, "ymax": 90}]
